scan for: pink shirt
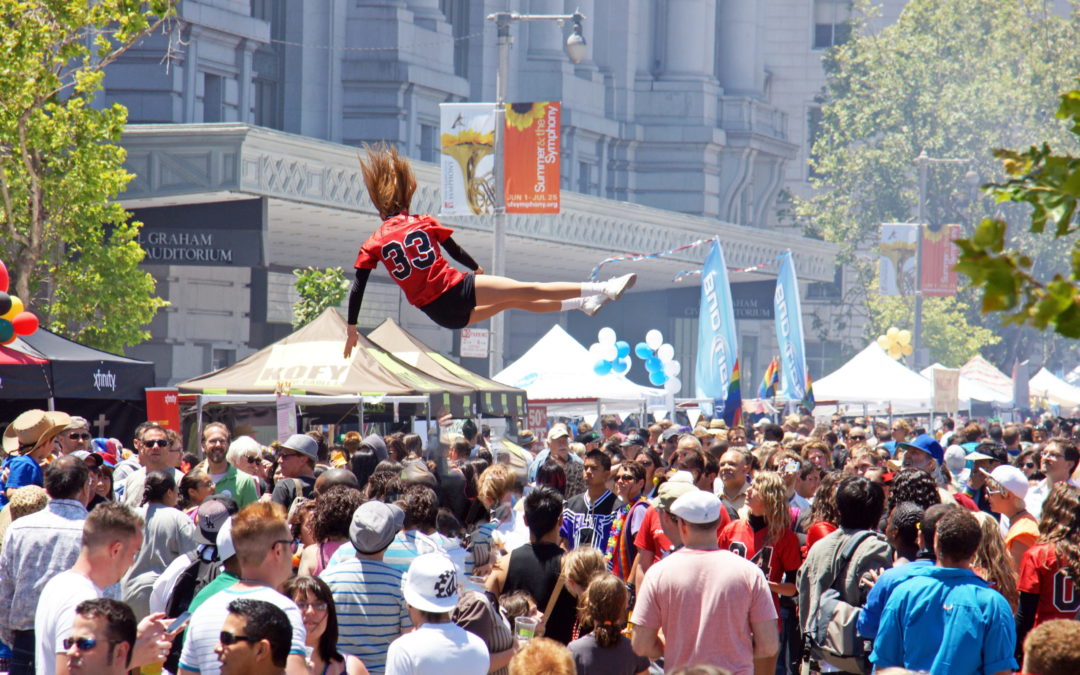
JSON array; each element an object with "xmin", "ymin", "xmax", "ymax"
[{"xmin": 630, "ymin": 547, "xmax": 777, "ymax": 673}]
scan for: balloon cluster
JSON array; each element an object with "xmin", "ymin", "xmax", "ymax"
[
  {"xmin": 0, "ymin": 261, "xmax": 39, "ymax": 345},
  {"xmin": 635, "ymin": 329, "xmax": 682, "ymax": 392},
  {"xmin": 589, "ymin": 327, "xmax": 632, "ymax": 376},
  {"xmin": 876, "ymin": 326, "xmax": 913, "ymax": 360}
]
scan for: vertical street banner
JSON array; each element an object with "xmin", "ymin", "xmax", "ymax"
[
  {"xmin": 879, "ymin": 223, "xmax": 918, "ymax": 296},
  {"xmin": 921, "ymin": 224, "xmax": 961, "ymax": 296},
  {"xmin": 504, "ymin": 102, "xmax": 561, "ymax": 214},
  {"xmin": 774, "ymin": 251, "xmax": 808, "ymax": 402},
  {"xmin": 145, "ymin": 388, "xmax": 180, "ymax": 431},
  {"xmin": 439, "ymin": 103, "xmax": 496, "ymax": 216},
  {"xmin": 932, "ymin": 368, "xmax": 960, "ymax": 414},
  {"xmin": 695, "ymin": 240, "xmax": 739, "ymax": 416}
]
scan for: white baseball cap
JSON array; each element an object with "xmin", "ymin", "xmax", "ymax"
[
  {"xmin": 215, "ymin": 516, "xmax": 236, "ymax": 561},
  {"xmin": 669, "ymin": 490, "xmax": 722, "ymax": 524},
  {"xmin": 402, "ymin": 552, "xmax": 460, "ymax": 613},
  {"xmin": 546, "ymin": 426, "xmax": 569, "ymax": 441},
  {"xmin": 980, "ymin": 465, "xmax": 1029, "ymax": 500}
]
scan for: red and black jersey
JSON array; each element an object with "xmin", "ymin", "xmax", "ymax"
[
  {"xmin": 355, "ymin": 214, "xmax": 465, "ymax": 308},
  {"xmin": 718, "ymin": 519, "xmax": 801, "ymax": 587},
  {"xmin": 1019, "ymin": 542, "xmax": 1080, "ymax": 625}
]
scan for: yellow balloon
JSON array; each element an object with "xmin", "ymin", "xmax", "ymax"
[
  {"xmin": 886, "ymin": 326, "xmax": 899, "ymax": 339},
  {"xmin": 1, "ymin": 296, "xmax": 23, "ymax": 321},
  {"xmin": 898, "ymin": 329, "xmax": 912, "ymax": 346},
  {"xmin": 876, "ymin": 335, "xmax": 889, "ymax": 349},
  {"xmin": 901, "ymin": 343, "xmax": 913, "ymax": 355},
  {"xmin": 887, "ymin": 345, "xmax": 903, "ymax": 359}
]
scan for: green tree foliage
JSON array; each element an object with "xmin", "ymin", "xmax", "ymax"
[
  {"xmin": 292, "ymin": 267, "xmax": 350, "ymax": 328},
  {"xmin": 794, "ymin": 0, "xmax": 1080, "ymax": 362},
  {"xmin": 0, "ymin": 0, "xmax": 177, "ymax": 353},
  {"xmin": 867, "ymin": 293, "xmax": 1000, "ymax": 367},
  {"xmin": 956, "ymin": 86, "xmax": 1080, "ymax": 338}
]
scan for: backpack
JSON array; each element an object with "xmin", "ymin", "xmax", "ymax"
[
  {"xmin": 804, "ymin": 531, "xmax": 874, "ymax": 674},
  {"xmin": 162, "ymin": 548, "xmax": 224, "ymax": 672}
]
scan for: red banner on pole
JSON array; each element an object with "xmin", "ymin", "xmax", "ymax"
[
  {"xmin": 145, "ymin": 387, "xmax": 180, "ymax": 432},
  {"xmin": 504, "ymin": 102, "xmax": 560, "ymax": 214},
  {"xmin": 920, "ymin": 224, "xmax": 960, "ymax": 297}
]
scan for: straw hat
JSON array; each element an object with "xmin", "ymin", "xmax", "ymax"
[{"xmin": 3, "ymin": 409, "xmax": 72, "ymax": 455}]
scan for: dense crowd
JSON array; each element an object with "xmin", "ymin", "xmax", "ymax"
[{"xmin": 2, "ymin": 408, "xmax": 1080, "ymax": 675}]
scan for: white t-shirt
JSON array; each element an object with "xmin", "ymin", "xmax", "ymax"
[
  {"xmin": 178, "ymin": 583, "xmax": 307, "ymax": 675},
  {"xmin": 385, "ymin": 622, "xmax": 489, "ymax": 675},
  {"xmin": 34, "ymin": 570, "xmax": 101, "ymax": 675}
]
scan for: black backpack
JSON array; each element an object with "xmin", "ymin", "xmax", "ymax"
[{"xmin": 162, "ymin": 547, "xmax": 224, "ymax": 672}]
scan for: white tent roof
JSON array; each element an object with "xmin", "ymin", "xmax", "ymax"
[
  {"xmin": 959, "ymin": 356, "xmax": 1013, "ymax": 398},
  {"xmin": 1030, "ymin": 368, "xmax": 1080, "ymax": 408},
  {"xmin": 493, "ymin": 324, "xmax": 667, "ymax": 415},
  {"xmin": 814, "ymin": 342, "xmax": 932, "ymax": 414},
  {"xmin": 920, "ymin": 363, "xmax": 1013, "ymax": 405}
]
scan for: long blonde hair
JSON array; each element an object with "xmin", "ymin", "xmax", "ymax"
[
  {"xmin": 359, "ymin": 143, "xmax": 416, "ymax": 220},
  {"xmin": 973, "ymin": 511, "xmax": 1018, "ymax": 611},
  {"xmin": 752, "ymin": 471, "xmax": 790, "ymax": 546}
]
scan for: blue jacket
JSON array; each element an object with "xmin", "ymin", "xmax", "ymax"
[
  {"xmin": 870, "ymin": 566, "xmax": 1017, "ymax": 675},
  {"xmin": 857, "ymin": 559, "xmax": 934, "ymax": 639}
]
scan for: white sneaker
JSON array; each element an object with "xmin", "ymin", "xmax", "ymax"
[
  {"xmin": 580, "ymin": 294, "xmax": 609, "ymax": 316},
  {"xmin": 602, "ymin": 273, "xmax": 637, "ymax": 301}
]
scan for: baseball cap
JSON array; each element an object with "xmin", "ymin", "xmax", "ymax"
[
  {"xmin": 197, "ymin": 494, "xmax": 238, "ymax": 546},
  {"xmin": 653, "ymin": 478, "xmax": 696, "ymax": 512},
  {"xmin": 349, "ymin": 501, "xmax": 404, "ymax": 555},
  {"xmin": 576, "ymin": 430, "xmax": 601, "ymax": 445},
  {"xmin": 660, "ymin": 427, "xmax": 682, "ymax": 442},
  {"xmin": 620, "ymin": 433, "xmax": 646, "ymax": 448},
  {"xmin": 282, "ymin": 433, "xmax": 318, "ymax": 461},
  {"xmin": 402, "ymin": 552, "xmax": 460, "ymax": 613},
  {"xmin": 966, "ymin": 442, "xmax": 1007, "ymax": 465},
  {"xmin": 71, "ymin": 450, "xmax": 103, "ymax": 467},
  {"xmin": 546, "ymin": 426, "xmax": 569, "ymax": 442},
  {"xmin": 981, "ymin": 465, "xmax": 1029, "ymax": 500},
  {"xmin": 669, "ymin": 490, "xmax": 722, "ymax": 524},
  {"xmin": 215, "ymin": 517, "xmax": 237, "ymax": 561},
  {"xmin": 943, "ymin": 445, "xmax": 967, "ymax": 474},
  {"xmin": 897, "ymin": 434, "xmax": 944, "ymax": 465}
]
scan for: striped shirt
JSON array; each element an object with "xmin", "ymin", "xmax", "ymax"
[
  {"xmin": 329, "ymin": 529, "xmax": 448, "ymax": 573},
  {"xmin": 178, "ymin": 584, "xmax": 307, "ymax": 674},
  {"xmin": 320, "ymin": 558, "xmax": 411, "ymax": 675}
]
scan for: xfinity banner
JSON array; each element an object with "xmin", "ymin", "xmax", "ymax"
[
  {"xmin": 774, "ymin": 251, "xmax": 807, "ymax": 401},
  {"xmin": 695, "ymin": 240, "xmax": 739, "ymax": 416}
]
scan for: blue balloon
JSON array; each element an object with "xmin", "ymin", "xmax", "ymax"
[
  {"xmin": 615, "ymin": 340, "xmax": 630, "ymax": 360},
  {"xmin": 645, "ymin": 356, "xmax": 663, "ymax": 373},
  {"xmin": 613, "ymin": 357, "xmax": 630, "ymax": 374},
  {"xmin": 634, "ymin": 342, "xmax": 652, "ymax": 359},
  {"xmin": 593, "ymin": 359, "xmax": 613, "ymax": 376},
  {"xmin": 649, "ymin": 370, "xmax": 667, "ymax": 386}
]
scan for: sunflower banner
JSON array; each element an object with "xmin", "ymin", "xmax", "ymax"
[
  {"xmin": 440, "ymin": 103, "xmax": 496, "ymax": 216},
  {"xmin": 504, "ymin": 101, "xmax": 560, "ymax": 214}
]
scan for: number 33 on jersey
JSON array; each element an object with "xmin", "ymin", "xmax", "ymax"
[{"xmin": 355, "ymin": 214, "xmax": 466, "ymax": 308}]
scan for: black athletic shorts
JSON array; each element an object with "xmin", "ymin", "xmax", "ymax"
[{"xmin": 419, "ymin": 272, "xmax": 476, "ymax": 329}]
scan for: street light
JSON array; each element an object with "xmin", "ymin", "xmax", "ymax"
[{"xmin": 485, "ymin": 10, "xmax": 588, "ymax": 376}]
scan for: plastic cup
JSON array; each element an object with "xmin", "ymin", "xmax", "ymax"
[{"xmin": 515, "ymin": 616, "xmax": 539, "ymax": 640}]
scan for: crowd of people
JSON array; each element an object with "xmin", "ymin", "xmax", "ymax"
[{"xmin": 2, "ymin": 407, "xmax": 1080, "ymax": 675}]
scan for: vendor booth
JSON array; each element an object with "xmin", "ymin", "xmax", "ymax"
[
  {"xmin": 1029, "ymin": 368, "xmax": 1080, "ymax": 410},
  {"xmin": 813, "ymin": 342, "xmax": 933, "ymax": 415}
]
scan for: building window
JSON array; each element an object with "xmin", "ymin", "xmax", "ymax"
[
  {"xmin": 805, "ymin": 340, "xmax": 843, "ymax": 380},
  {"xmin": 440, "ymin": 0, "xmax": 470, "ymax": 78},
  {"xmin": 211, "ymin": 348, "xmax": 235, "ymax": 371},
  {"xmin": 419, "ymin": 123, "xmax": 437, "ymax": 162},
  {"xmin": 203, "ymin": 73, "xmax": 224, "ymax": 123},
  {"xmin": 813, "ymin": 0, "xmax": 852, "ymax": 49},
  {"xmin": 578, "ymin": 161, "xmax": 594, "ymax": 195},
  {"xmin": 807, "ymin": 266, "xmax": 843, "ymax": 300},
  {"xmin": 254, "ymin": 79, "xmax": 281, "ymax": 129}
]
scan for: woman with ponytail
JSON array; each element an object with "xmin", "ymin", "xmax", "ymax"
[
  {"xmin": 343, "ymin": 145, "xmax": 637, "ymax": 357},
  {"xmin": 567, "ymin": 573, "xmax": 649, "ymax": 675}
]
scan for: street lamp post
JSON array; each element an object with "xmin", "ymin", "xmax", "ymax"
[
  {"xmin": 913, "ymin": 149, "xmax": 971, "ymax": 369},
  {"xmin": 485, "ymin": 10, "xmax": 586, "ymax": 377}
]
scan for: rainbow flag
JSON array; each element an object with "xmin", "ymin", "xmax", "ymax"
[
  {"xmin": 802, "ymin": 372, "xmax": 816, "ymax": 411},
  {"xmin": 758, "ymin": 357, "xmax": 780, "ymax": 399},
  {"xmin": 723, "ymin": 359, "xmax": 743, "ymax": 427}
]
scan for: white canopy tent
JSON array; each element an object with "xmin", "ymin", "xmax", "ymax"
[
  {"xmin": 813, "ymin": 342, "xmax": 933, "ymax": 415},
  {"xmin": 1029, "ymin": 368, "xmax": 1080, "ymax": 409},
  {"xmin": 493, "ymin": 325, "xmax": 669, "ymax": 417},
  {"xmin": 920, "ymin": 364, "xmax": 1013, "ymax": 407},
  {"xmin": 959, "ymin": 356, "xmax": 1013, "ymax": 399}
]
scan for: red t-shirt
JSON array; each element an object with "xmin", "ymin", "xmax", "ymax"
[
  {"xmin": 1018, "ymin": 542, "xmax": 1080, "ymax": 625},
  {"xmin": 718, "ymin": 519, "xmax": 802, "ymax": 587},
  {"xmin": 633, "ymin": 503, "xmax": 731, "ymax": 565},
  {"xmin": 802, "ymin": 521, "xmax": 838, "ymax": 560},
  {"xmin": 354, "ymin": 214, "xmax": 465, "ymax": 308}
]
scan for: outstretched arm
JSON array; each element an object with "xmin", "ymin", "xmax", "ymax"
[
  {"xmin": 344, "ymin": 267, "xmax": 372, "ymax": 358},
  {"xmin": 443, "ymin": 236, "xmax": 482, "ymax": 273}
]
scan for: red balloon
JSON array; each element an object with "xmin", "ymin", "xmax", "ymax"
[
  {"xmin": 0, "ymin": 260, "xmax": 7, "ymax": 293},
  {"xmin": 11, "ymin": 311, "xmax": 38, "ymax": 336}
]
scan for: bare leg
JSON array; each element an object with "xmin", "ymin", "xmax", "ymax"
[
  {"xmin": 468, "ymin": 299, "xmax": 563, "ymax": 324},
  {"xmin": 473, "ymin": 275, "xmax": 581, "ymax": 307}
]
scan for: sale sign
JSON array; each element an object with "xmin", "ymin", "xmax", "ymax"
[{"xmin": 504, "ymin": 102, "xmax": 561, "ymax": 214}]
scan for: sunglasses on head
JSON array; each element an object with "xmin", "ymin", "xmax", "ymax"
[
  {"xmin": 142, "ymin": 439, "xmax": 169, "ymax": 448},
  {"xmin": 63, "ymin": 637, "xmax": 119, "ymax": 652},
  {"xmin": 219, "ymin": 631, "xmax": 261, "ymax": 646}
]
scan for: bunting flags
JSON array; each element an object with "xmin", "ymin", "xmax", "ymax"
[
  {"xmin": 758, "ymin": 357, "xmax": 780, "ymax": 399},
  {"xmin": 724, "ymin": 360, "xmax": 743, "ymax": 427}
]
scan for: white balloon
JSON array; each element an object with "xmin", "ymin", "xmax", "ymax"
[
  {"xmin": 657, "ymin": 343, "xmax": 675, "ymax": 361},
  {"xmin": 599, "ymin": 343, "xmax": 618, "ymax": 362},
  {"xmin": 598, "ymin": 327, "xmax": 617, "ymax": 344},
  {"xmin": 588, "ymin": 343, "xmax": 605, "ymax": 359},
  {"xmin": 665, "ymin": 376, "xmax": 682, "ymax": 392},
  {"xmin": 663, "ymin": 360, "xmax": 681, "ymax": 377},
  {"xmin": 645, "ymin": 329, "xmax": 663, "ymax": 350}
]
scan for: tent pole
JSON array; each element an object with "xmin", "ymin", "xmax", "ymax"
[
  {"xmin": 195, "ymin": 395, "xmax": 204, "ymax": 450},
  {"xmin": 359, "ymin": 397, "xmax": 365, "ymax": 435},
  {"xmin": 47, "ymin": 397, "xmax": 55, "ymax": 412}
]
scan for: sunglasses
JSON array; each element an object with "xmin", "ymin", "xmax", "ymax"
[
  {"xmin": 62, "ymin": 637, "xmax": 120, "ymax": 652},
  {"xmin": 272, "ymin": 538, "xmax": 297, "ymax": 553},
  {"xmin": 615, "ymin": 474, "xmax": 638, "ymax": 482},
  {"xmin": 66, "ymin": 433, "xmax": 91, "ymax": 441},
  {"xmin": 296, "ymin": 602, "xmax": 328, "ymax": 612},
  {"xmin": 243, "ymin": 455, "xmax": 259, "ymax": 463},
  {"xmin": 219, "ymin": 631, "xmax": 261, "ymax": 646},
  {"xmin": 1023, "ymin": 462, "xmax": 1036, "ymax": 469},
  {"xmin": 142, "ymin": 439, "xmax": 169, "ymax": 448},
  {"xmin": 850, "ymin": 435, "xmax": 866, "ymax": 441}
]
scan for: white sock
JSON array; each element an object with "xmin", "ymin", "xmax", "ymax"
[
  {"xmin": 579, "ymin": 282, "xmax": 604, "ymax": 297},
  {"xmin": 561, "ymin": 297, "xmax": 586, "ymax": 310}
]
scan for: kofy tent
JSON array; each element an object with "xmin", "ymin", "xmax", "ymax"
[
  {"xmin": 813, "ymin": 342, "xmax": 932, "ymax": 415},
  {"xmin": 177, "ymin": 308, "xmax": 475, "ymax": 416},
  {"xmin": 368, "ymin": 318, "xmax": 525, "ymax": 417},
  {"xmin": 0, "ymin": 328, "xmax": 155, "ymax": 441},
  {"xmin": 1029, "ymin": 368, "xmax": 1080, "ymax": 409},
  {"xmin": 493, "ymin": 324, "xmax": 667, "ymax": 417},
  {"xmin": 959, "ymin": 356, "xmax": 1013, "ymax": 399}
]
